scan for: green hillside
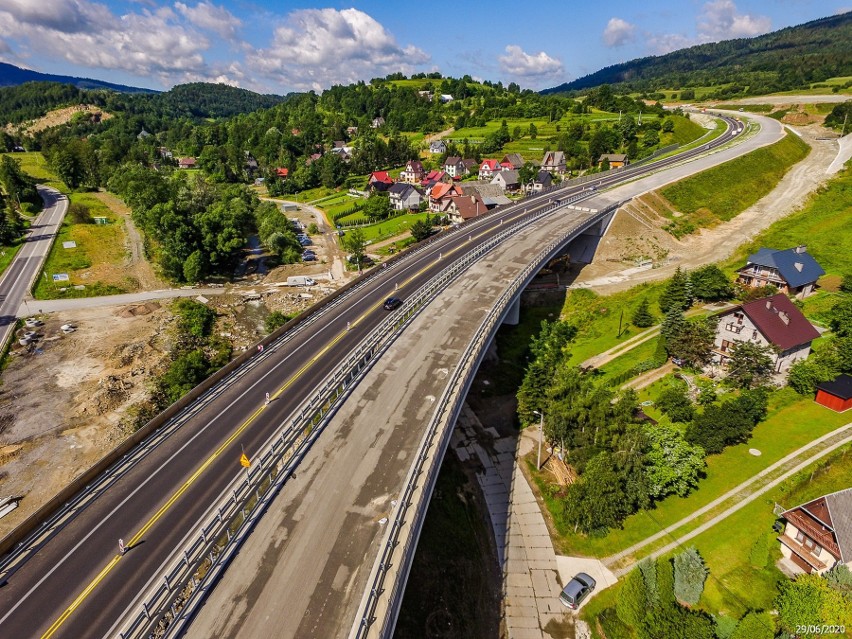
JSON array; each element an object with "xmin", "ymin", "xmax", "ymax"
[{"xmin": 543, "ymin": 12, "xmax": 852, "ymax": 98}]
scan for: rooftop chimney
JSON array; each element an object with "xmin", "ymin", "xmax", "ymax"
[
  {"xmin": 794, "ymin": 262, "xmax": 803, "ymax": 272},
  {"xmin": 779, "ymin": 311, "xmax": 790, "ymax": 325},
  {"xmin": 795, "ymin": 245, "xmax": 807, "ymax": 254},
  {"xmin": 766, "ymin": 300, "xmax": 772, "ymax": 309}
]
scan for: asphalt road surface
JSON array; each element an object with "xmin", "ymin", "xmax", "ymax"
[
  {"xmin": 0, "ymin": 117, "xmax": 748, "ymax": 639},
  {"xmin": 0, "ymin": 186, "xmax": 67, "ymax": 351}
]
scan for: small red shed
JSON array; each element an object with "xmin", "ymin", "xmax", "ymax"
[{"xmin": 815, "ymin": 374, "xmax": 852, "ymax": 412}]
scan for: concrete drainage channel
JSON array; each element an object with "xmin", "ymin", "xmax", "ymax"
[{"xmin": 115, "ymin": 195, "xmax": 594, "ymax": 639}]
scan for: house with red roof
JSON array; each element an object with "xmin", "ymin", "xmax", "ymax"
[
  {"xmin": 712, "ymin": 293, "xmax": 820, "ymax": 376},
  {"xmin": 421, "ymin": 170, "xmax": 452, "ymax": 193},
  {"xmin": 428, "ymin": 182, "xmax": 462, "ymax": 212},
  {"xmin": 478, "ymin": 159, "xmax": 501, "ymax": 181},
  {"xmin": 275, "ymin": 167, "xmax": 289, "ymax": 179},
  {"xmin": 778, "ymin": 487, "xmax": 852, "ymax": 574},
  {"xmin": 178, "ymin": 157, "xmax": 197, "ymax": 169},
  {"xmin": 368, "ymin": 171, "xmax": 394, "ymax": 192},
  {"xmin": 447, "ymin": 194, "xmax": 487, "ymax": 223}
]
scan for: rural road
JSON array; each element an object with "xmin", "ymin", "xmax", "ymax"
[
  {"xmin": 0, "ymin": 185, "xmax": 67, "ymax": 349},
  {"xmin": 16, "ymin": 287, "xmax": 226, "ymax": 316}
]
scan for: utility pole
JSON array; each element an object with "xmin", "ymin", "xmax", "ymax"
[{"xmin": 533, "ymin": 410, "xmax": 545, "ymax": 470}]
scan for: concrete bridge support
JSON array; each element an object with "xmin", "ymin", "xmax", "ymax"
[{"xmin": 502, "ymin": 296, "xmax": 521, "ymax": 326}]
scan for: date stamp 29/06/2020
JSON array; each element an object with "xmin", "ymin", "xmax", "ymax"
[{"xmin": 794, "ymin": 625, "xmax": 846, "ymax": 635}]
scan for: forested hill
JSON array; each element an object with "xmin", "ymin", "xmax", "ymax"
[
  {"xmin": 0, "ymin": 81, "xmax": 289, "ymax": 126},
  {"xmin": 127, "ymin": 83, "xmax": 289, "ymax": 119},
  {"xmin": 0, "ymin": 62, "xmax": 152, "ymax": 93},
  {"xmin": 543, "ymin": 11, "xmax": 852, "ymax": 97}
]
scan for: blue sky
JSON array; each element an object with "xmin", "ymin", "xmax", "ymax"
[{"xmin": 0, "ymin": 1, "xmax": 848, "ymax": 93}]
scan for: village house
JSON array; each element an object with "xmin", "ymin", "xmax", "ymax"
[
  {"xmin": 417, "ymin": 91, "xmax": 433, "ymax": 101},
  {"xmin": 447, "ymin": 194, "xmax": 487, "ymax": 224},
  {"xmin": 491, "ymin": 169, "xmax": 520, "ymax": 193},
  {"xmin": 541, "ymin": 150, "xmax": 566, "ymax": 175},
  {"xmin": 501, "ymin": 153, "xmax": 525, "ymax": 170},
  {"xmin": 443, "ymin": 156, "xmax": 467, "ymax": 179},
  {"xmin": 388, "ymin": 183, "xmax": 424, "ymax": 211},
  {"xmin": 276, "ymin": 167, "xmax": 289, "ymax": 179},
  {"xmin": 332, "ymin": 141, "xmax": 353, "ymax": 155},
  {"xmin": 478, "ymin": 159, "xmax": 502, "ymax": 181},
  {"xmin": 462, "ymin": 158, "xmax": 478, "ymax": 175},
  {"xmin": 367, "ymin": 171, "xmax": 394, "ymax": 192},
  {"xmin": 429, "ymin": 140, "xmax": 447, "ymax": 154},
  {"xmin": 736, "ymin": 246, "xmax": 825, "ymax": 299},
  {"xmin": 400, "ymin": 160, "xmax": 425, "ymax": 184},
  {"xmin": 712, "ymin": 293, "xmax": 820, "ymax": 376},
  {"xmin": 137, "ymin": 129, "xmax": 152, "ymax": 140},
  {"xmin": 346, "ymin": 126, "xmax": 359, "ymax": 136},
  {"xmin": 178, "ymin": 157, "xmax": 197, "ymax": 169},
  {"xmin": 459, "ymin": 183, "xmax": 511, "ymax": 208},
  {"xmin": 598, "ymin": 153, "xmax": 629, "ymax": 169},
  {"xmin": 421, "ymin": 170, "xmax": 452, "ymax": 193},
  {"xmin": 428, "ymin": 182, "xmax": 462, "ymax": 212},
  {"xmin": 778, "ymin": 487, "xmax": 852, "ymax": 574},
  {"xmin": 524, "ymin": 169, "xmax": 553, "ymax": 194},
  {"xmin": 439, "ymin": 94, "xmax": 454, "ymax": 103},
  {"xmin": 158, "ymin": 147, "xmax": 173, "ymax": 159},
  {"xmin": 371, "ymin": 116, "xmax": 385, "ymax": 129}
]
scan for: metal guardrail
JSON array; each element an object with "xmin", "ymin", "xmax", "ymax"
[
  {"xmin": 115, "ymin": 191, "xmax": 595, "ymax": 639},
  {"xmin": 350, "ymin": 205, "xmax": 616, "ymax": 639}
]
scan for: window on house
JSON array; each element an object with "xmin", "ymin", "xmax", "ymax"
[{"xmin": 735, "ymin": 312, "xmax": 744, "ymax": 324}]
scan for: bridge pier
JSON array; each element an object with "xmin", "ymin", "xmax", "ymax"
[{"xmin": 501, "ymin": 296, "xmax": 521, "ymax": 326}]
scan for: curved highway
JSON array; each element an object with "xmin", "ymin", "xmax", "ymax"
[{"xmin": 0, "ymin": 115, "xmax": 754, "ymax": 639}]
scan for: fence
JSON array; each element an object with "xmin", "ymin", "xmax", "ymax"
[
  {"xmin": 115, "ymin": 191, "xmax": 596, "ymax": 639},
  {"xmin": 349, "ymin": 204, "xmax": 618, "ymax": 639}
]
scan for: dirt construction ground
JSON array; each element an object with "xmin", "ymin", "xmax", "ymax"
[{"xmin": 573, "ymin": 122, "xmax": 844, "ymax": 294}]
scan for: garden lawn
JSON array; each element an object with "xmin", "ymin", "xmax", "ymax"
[
  {"xmin": 546, "ymin": 388, "xmax": 850, "ymax": 557},
  {"xmin": 597, "ymin": 338, "xmax": 660, "ymax": 381},
  {"xmin": 359, "ymin": 213, "xmax": 433, "ymax": 243},
  {"xmin": 685, "ymin": 443, "xmax": 852, "ymax": 619},
  {"xmin": 33, "ymin": 192, "xmax": 126, "ymax": 299},
  {"xmin": 659, "ymin": 132, "xmax": 810, "ymax": 229}
]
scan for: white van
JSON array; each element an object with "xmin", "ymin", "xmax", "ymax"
[{"xmin": 286, "ymin": 276, "xmax": 316, "ymax": 287}]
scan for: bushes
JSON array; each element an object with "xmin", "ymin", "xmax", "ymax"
[
  {"xmin": 173, "ymin": 298, "xmax": 216, "ymax": 339},
  {"xmin": 685, "ymin": 388, "xmax": 768, "ymax": 454},
  {"xmin": 265, "ymin": 310, "xmax": 292, "ymax": 333},
  {"xmin": 673, "ymin": 547, "xmax": 708, "ymax": 606},
  {"xmin": 657, "ymin": 384, "xmax": 694, "ymax": 422}
]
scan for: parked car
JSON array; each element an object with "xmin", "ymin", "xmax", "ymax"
[
  {"xmin": 298, "ymin": 237, "xmax": 312, "ymax": 246},
  {"xmin": 383, "ymin": 297, "xmax": 403, "ymax": 311},
  {"xmin": 301, "ymin": 252, "xmax": 317, "ymax": 262},
  {"xmin": 558, "ymin": 572, "xmax": 596, "ymax": 610}
]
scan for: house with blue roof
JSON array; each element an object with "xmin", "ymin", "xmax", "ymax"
[{"xmin": 736, "ymin": 245, "xmax": 825, "ymax": 299}]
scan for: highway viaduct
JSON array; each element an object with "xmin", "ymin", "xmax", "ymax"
[{"xmin": 0, "ymin": 112, "xmax": 783, "ymax": 639}]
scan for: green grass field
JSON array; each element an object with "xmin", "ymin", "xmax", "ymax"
[
  {"xmin": 33, "ymin": 192, "xmax": 126, "ymax": 299},
  {"xmin": 359, "ymin": 212, "xmax": 432, "ymax": 243},
  {"xmin": 0, "ymin": 152, "xmax": 67, "ymax": 191},
  {"xmin": 722, "ymin": 164, "xmax": 852, "ymax": 279},
  {"xmin": 659, "ymin": 131, "xmax": 810, "ymax": 233}
]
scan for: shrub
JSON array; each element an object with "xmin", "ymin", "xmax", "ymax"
[
  {"xmin": 67, "ymin": 202, "xmax": 93, "ymax": 224},
  {"xmin": 749, "ymin": 532, "xmax": 770, "ymax": 568},
  {"xmin": 673, "ymin": 547, "xmax": 708, "ymax": 606},
  {"xmin": 173, "ymin": 298, "xmax": 216, "ymax": 339},
  {"xmin": 657, "ymin": 384, "xmax": 695, "ymax": 422},
  {"xmin": 730, "ymin": 611, "xmax": 774, "ymax": 639},
  {"xmin": 265, "ymin": 310, "xmax": 292, "ymax": 333},
  {"xmin": 617, "ymin": 567, "xmax": 646, "ymax": 627}
]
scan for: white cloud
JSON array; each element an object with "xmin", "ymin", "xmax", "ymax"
[
  {"xmin": 498, "ymin": 45, "xmax": 564, "ymax": 86},
  {"xmin": 646, "ymin": 32, "xmax": 693, "ymax": 55},
  {"xmin": 603, "ymin": 17, "xmax": 636, "ymax": 47},
  {"xmin": 643, "ymin": 0, "xmax": 771, "ymax": 56},
  {"xmin": 175, "ymin": 1, "xmax": 241, "ymax": 42},
  {"xmin": 245, "ymin": 8, "xmax": 429, "ymax": 92},
  {"xmin": 697, "ymin": 0, "xmax": 771, "ymax": 41},
  {"xmin": 0, "ymin": 0, "xmax": 223, "ymax": 84},
  {"xmin": 0, "ymin": 0, "xmax": 113, "ymax": 34}
]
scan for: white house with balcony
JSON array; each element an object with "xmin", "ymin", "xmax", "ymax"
[
  {"xmin": 778, "ymin": 487, "xmax": 852, "ymax": 574},
  {"xmin": 712, "ymin": 293, "xmax": 819, "ymax": 376}
]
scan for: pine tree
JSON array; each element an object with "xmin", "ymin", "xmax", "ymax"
[
  {"xmin": 632, "ymin": 298, "xmax": 655, "ymax": 328},
  {"xmin": 659, "ymin": 267, "xmax": 692, "ymax": 314}
]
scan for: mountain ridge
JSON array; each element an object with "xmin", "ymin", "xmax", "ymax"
[{"xmin": 0, "ymin": 62, "xmax": 156, "ymax": 93}]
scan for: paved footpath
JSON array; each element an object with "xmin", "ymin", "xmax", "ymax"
[
  {"xmin": 606, "ymin": 421, "xmax": 852, "ymax": 575},
  {"xmin": 453, "ymin": 406, "xmax": 615, "ymax": 639}
]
